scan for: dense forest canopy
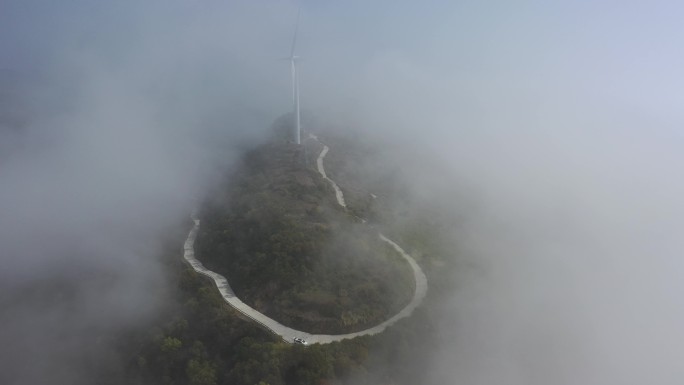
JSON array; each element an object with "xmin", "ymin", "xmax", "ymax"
[
  {"xmin": 115, "ymin": 127, "xmax": 452, "ymax": 385},
  {"xmin": 196, "ymin": 136, "xmax": 415, "ymax": 334}
]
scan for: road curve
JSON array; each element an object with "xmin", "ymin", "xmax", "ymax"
[{"xmin": 183, "ymin": 136, "xmax": 428, "ymax": 344}]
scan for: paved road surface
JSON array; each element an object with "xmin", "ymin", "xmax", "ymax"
[
  {"xmin": 316, "ymin": 145, "xmax": 346, "ymax": 207},
  {"xmin": 183, "ymin": 136, "xmax": 428, "ymax": 344}
]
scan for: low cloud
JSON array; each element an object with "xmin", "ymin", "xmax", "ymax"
[
  {"xmin": 3, "ymin": 1, "xmax": 684, "ymax": 384},
  {"xmin": 1, "ymin": 2, "xmax": 298, "ymax": 383}
]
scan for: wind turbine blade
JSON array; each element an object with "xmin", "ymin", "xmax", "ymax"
[{"xmin": 290, "ymin": 7, "xmax": 301, "ymax": 58}]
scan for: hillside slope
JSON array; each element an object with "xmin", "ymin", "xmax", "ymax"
[{"xmin": 195, "ymin": 141, "xmax": 414, "ymax": 334}]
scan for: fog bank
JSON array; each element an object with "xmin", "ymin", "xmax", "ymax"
[
  {"xmin": 3, "ymin": 1, "xmax": 684, "ymax": 384},
  {"xmin": 1, "ymin": 2, "xmax": 298, "ymax": 384},
  {"xmin": 316, "ymin": 2, "xmax": 684, "ymax": 383}
]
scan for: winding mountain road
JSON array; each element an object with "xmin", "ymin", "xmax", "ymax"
[{"xmin": 183, "ymin": 136, "xmax": 428, "ymax": 344}]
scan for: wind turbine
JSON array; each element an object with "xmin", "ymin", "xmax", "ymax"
[{"xmin": 288, "ymin": 9, "xmax": 302, "ymax": 145}]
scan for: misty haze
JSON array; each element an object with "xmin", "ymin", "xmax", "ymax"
[{"xmin": 2, "ymin": 1, "xmax": 684, "ymax": 385}]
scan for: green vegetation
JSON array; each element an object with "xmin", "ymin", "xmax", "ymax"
[
  {"xmin": 195, "ymin": 141, "xmax": 414, "ymax": 333},
  {"xmin": 109, "ymin": 124, "xmax": 459, "ymax": 385},
  {"xmin": 306, "ymin": 131, "xmax": 452, "ymax": 270},
  {"xmin": 120, "ymin": 248, "xmax": 440, "ymax": 385}
]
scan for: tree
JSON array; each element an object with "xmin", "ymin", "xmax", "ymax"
[
  {"xmin": 186, "ymin": 359, "xmax": 217, "ymax": 385},
  {"xmin": 159, "ymin": 337, "xmax": 182, "ymax": 354}
]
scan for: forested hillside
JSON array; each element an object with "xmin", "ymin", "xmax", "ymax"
[
  {"xmin": 108, "ymin": 125, "xmax": 456, "ymax": 385},
  {"xmin": 195, "ymin": 140, "xmax": 414, "ymax": 334},
  {"xmin": 121, "ymin": 237, "xmax": 440, "ymax": 385}
]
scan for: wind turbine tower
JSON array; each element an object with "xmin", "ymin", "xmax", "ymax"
[{"xmin": 288, "ymin": 9, "xmax": 302, "ymax": 145}]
